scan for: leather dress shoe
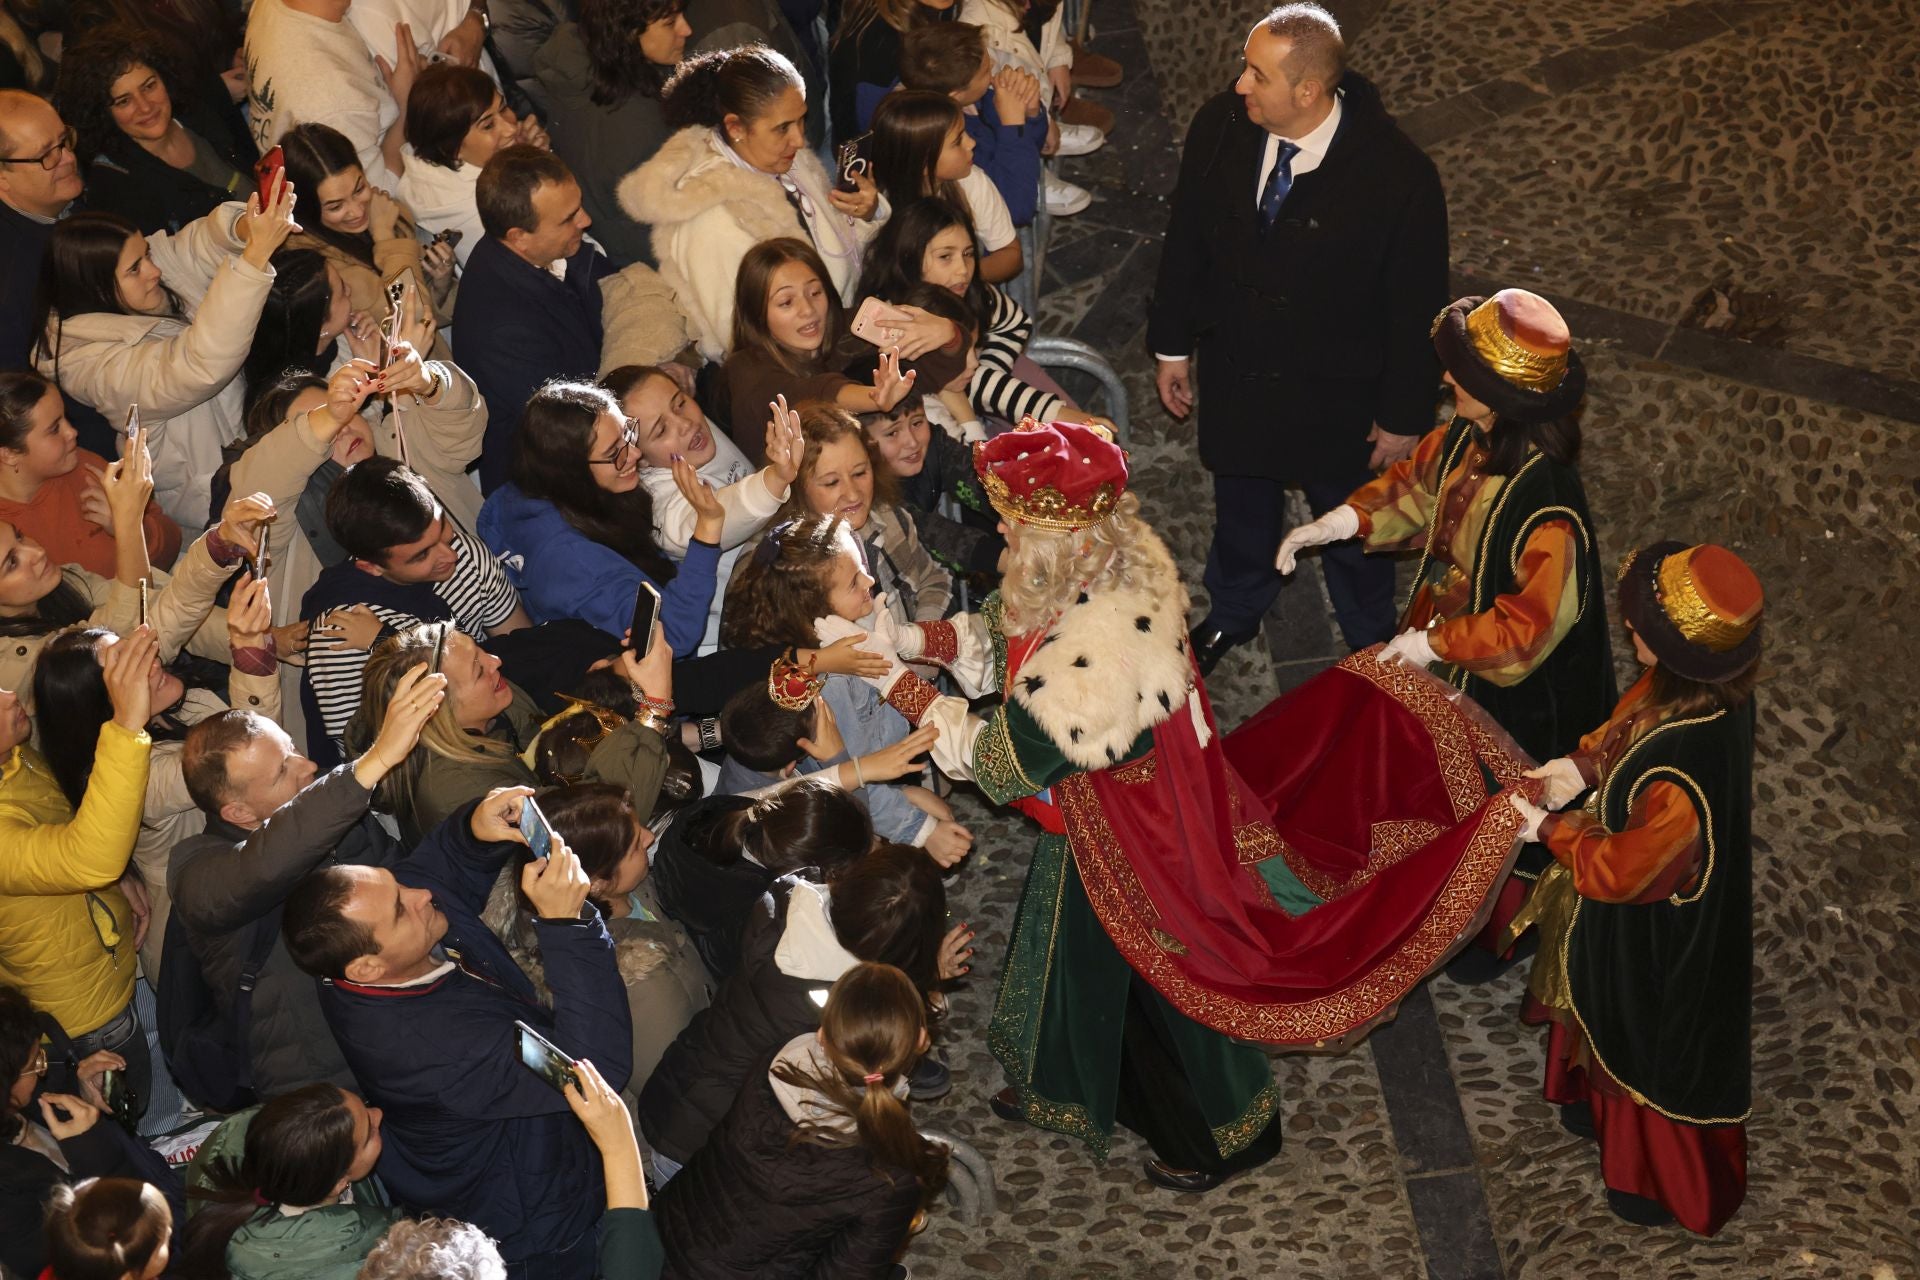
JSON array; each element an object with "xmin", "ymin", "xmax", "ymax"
[
  {"xmin": 1558, "ymin": 1101, "xmax": 1596, "ymax": 1140},
  {"xmin": 1143, "ymin": 1159, "xmax": 1225, "ymax": 1193},
  {"xmin": 988, "ymin": 1085, "xmax": 1026, "ymax": 1124},
  {"xmin": 1606, "ymin": 1188, "xmax": 1675, "ymax": 1227},
  {"xmin": 1189, "ymin": 625, "xmax": 1257, "ymax": 678}
]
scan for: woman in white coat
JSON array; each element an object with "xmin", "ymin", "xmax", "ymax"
[
  {"xmin": 618, "ymin": 44, "xmax": 885, "ymax": 363},
  {"xmin": 31, "ymin": 183, "xmax": 301, "ymax": 530}
]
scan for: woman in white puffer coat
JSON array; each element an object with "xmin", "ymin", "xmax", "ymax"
[
  {"xmin": 618, "ymin": 43, "xmax": 886, "ymax": 363},
  {"xmin": 32, "ymin": 180, "xmax": 300, "ymax": 529}
]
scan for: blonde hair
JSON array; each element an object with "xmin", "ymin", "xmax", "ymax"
[{"xmin": 998, "ymin": 490, "xmax": 1166, "ymax": 633}]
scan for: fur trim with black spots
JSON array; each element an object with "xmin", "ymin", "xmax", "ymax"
[{"xmin": 1009, "ymin": 526, "xmax": 1192, "ymax": 771}]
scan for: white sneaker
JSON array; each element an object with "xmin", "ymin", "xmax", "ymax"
[
  {"xmin": 1043, "ymin": 173, "xmax": 1092, "ymax": 216},
  {"xmin": 1053, "ymin": 121, "xmax": 1106, "ymax": 157}
]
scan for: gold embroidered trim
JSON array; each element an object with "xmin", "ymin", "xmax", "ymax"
[
  {"xmin": 1404, "ymin": 425, "xmax": 1477, "ymax": 623},
  {"xmin": 1212, "ymin": 1082, "xmax": 1282, "ymax": 1158},
  {"xmin": 1626, "ymin": 766, "xmax": 1717, "ymax": 907},
  {"xmin": 1465, "ymin": 297, "xmax": 1569, "ymax": 392},
  {"xmin": 1342, "ymin": 654, "xmax": 1485, "ymax": 823},
  {"xmin": 1233, "ymin": 819, "xmax": 1284, "ymax": 866},
  {"xmin": 974, "ymin": 709, "xmax": 1044, "ymax": 802},
  {"xmin": 1152, "ymin": 928, "xmax": 1189, "ymax": 955},
  {"xmin": 887, "ymin": 674, "xmax": 940, "ymax": 724},
  {"xmin": 1657, "ymin": 550, "xmax": 1749, "ymax": 652},
  {"xmin": 978, "ymin": 465, "xmax": 1118, "ymax": 532},
  {"xmin": 1561, "ymin": 710, "xmax": 1749, "ymax": 1125},
  {"xmin": 1109, "ymin": 751, "xmax": 1159, "ymax": 785},
  {"xmin": 1513, "ymin": 504, "xmax": 1594, "ymax": 623}
]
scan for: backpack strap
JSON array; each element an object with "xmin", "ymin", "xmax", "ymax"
[{"xmin": 227, "ymin": 909, "xmax": 284, "ymax": 1097}]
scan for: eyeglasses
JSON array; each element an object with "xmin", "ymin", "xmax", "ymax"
[
  {"xmin": 587, "ymin": 423, "xmax": 638, "ymax": 470},
  {"xmin": 15, "ymin": 1046, "xmax": 47, "ymax": 1079},
  {"xmin": 0, "ymin": 126, "xmax": 77, "ymax": 171}
]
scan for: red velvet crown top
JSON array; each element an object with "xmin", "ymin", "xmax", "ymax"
[{"xmin": 973, "ymin": 418, "xmax": 1129, "ymax": 532}]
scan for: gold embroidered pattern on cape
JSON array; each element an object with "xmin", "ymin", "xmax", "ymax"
[
  {"xmin": 1152, "ymin": 929, "xmax": 1188, "ymax": 955},
  {"xmin": 1056, "ymin": 769, "xmax": 1527, "ymax": 1047},
  {"xmin": 1109, "ymin": 751, "xmax": 1159, "ymax": 785},
  {"xmin": 1232, "ymin": 818, "xmax": 1283, "ymax": 866}
]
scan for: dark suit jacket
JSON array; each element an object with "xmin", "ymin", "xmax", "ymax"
[
  {"xmin": 0, "ymin": 200, "xmax": 116, "ymax": 456},
  {"xmin": 452, "ymin": 233, "xmax": 613, "ymax": 492},
  {"xmin": 1148, "ymin": 74, "xmax": 1450, "ymax": 484}
]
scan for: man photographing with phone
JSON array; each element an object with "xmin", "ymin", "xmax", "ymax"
[{"xmin": 282, "ymin": 785, "xmax": 631, "ymax": 1280}]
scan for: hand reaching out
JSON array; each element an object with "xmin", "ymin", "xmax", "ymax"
[
  {"xmin": 808, "ymin": 634, "xmax": 892, "ymax": 679},
  {"xmin": 217, "ymin": 491, "xmax": 277, "ymax": 558},
  {"xmin": 1525, "ymin": 757, "xmax": 1586, "ymax": 811},
  {"xmin": 672, "ymin": 456, "xmax": 725, "ymax": 545},
  {"xmin": 936, "ymin": 920, "xmax": 975, "ymax": 979},
  {"xmin": 376, "ymin": 23, "xmax": 423, "ymax": 110},
  {"xmin": 240, "ymin": 173, "xmax": 300, "ymax": 270},
  {"xmin": 226, "ymin": 574, "xmax": 273, "ymax": 649},
  {"xmin": 102, "ymin": 626, "xmax": 159, "ymax": 731},
  {"xmin": 871, "ymin": 348, "xmax": 916, "ymax": 413},
  {"xmin": 763, "ymin": 395, "xmax": 805, "ymax": 488},
  {"xmin": 924, "ymin": 819, "xmax": 973, "ymax": 868},
  {"xmin": 852, "ymin": 724, "xmax": 938, "ymax": 784}
]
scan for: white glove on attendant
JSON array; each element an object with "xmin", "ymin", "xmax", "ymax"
[
  {"xmin": 1380, "ymin": 627, "xmax": 1439, "ymax": 668},
  {"xmin": 867, "ymin": 594, "xmax": 924, "ymax": 660},
  {"xmin": 1509, "ymin": 793, "xmax": 1547, "ymax": 842},
  {"xmin": 813, "ymin": 610, "xmax": 910, "ymax": 694},
  {"xmin": 1525, "ymin": 757, "xmax": 1586, "ymax": 811},
  {"xmin": 1275, "ymin": 504, "xmax": 1361, "ymax": 574}
]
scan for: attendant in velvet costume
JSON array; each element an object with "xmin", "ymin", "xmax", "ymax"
[
  {"xmin": 1278, "ymin": 289, "xmax": 1615, "ymax": 974},
  {"xmin": 834, "ymin": 418, "xmax": 1537, "ymax": 1192},
  {"xmin": 1508, "ymin": 544, "xmax": 1762, "ymax": 1234}
]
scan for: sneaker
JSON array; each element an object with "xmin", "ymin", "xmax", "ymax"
[
  {"xmin": 1043, "ymin": 173, "xmax": 1092, "ymax": 216},
  {"xmin": 1053, "ymin": 121, "xmax": 1106, "ymax": 157}
]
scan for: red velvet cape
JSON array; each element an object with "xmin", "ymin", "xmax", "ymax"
[{"xmin": 1055, "ymin": 647, "xmax": 1539, "ymax": 1048}]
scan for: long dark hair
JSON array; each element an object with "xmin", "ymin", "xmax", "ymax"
[
  {"xmin": 0, "ymin": 556, "xmax": 93, "ymax": 640},
  {"xmin": 701, "ymin": 776, "xmax": 873, "ymax": 875},
  {"xmin": 44, "ymin": 1178, "xmax": 172, "ymax": 1280},
  {"xmin": 242, "ymin": 248, "xmax": 335, "ymax": 410},
  {"xmin": 856, "ymin": 194, "xmax": 989, "ymax": 320},
  {"xmin": 771, "ymin": 962, "xmax": 948, "ymax": 1196},
  {"xmin": 53, "ymin": 21, "xmax": 193, "ymax": 168},
  {"xmin": 178, "ymin": 1084, "xmax": 363, "ymax": 1279},
  {"xmin": 830, "ymin": 843, "xmax": 946, "ymax": 994},
  {"xmin": 509, "ymin": 380, "xmax": 677, "ymax": 585},
  {"xmin": 279, "ymin": 122, "xmax": 379, "ymax": 268},
  {"xmin": 1479, "ymin": 413, "xmax": 1581, "ymax": 477},
  {"xmin": 0, "ymin": 984, "xmax": 41, "ymax": 1142},
  {"xmin": 659, "ymin": 43, "xmax": 802, "ymax": 131},
  {"xmin": 831, "ymin": 0, "xmax": 922, "ymax": 47},
  {"xmin": 579, "ymin": 0, "xmax": 687, "ymax": 107},
  {"xmin": 867, "ymin": 90, "xmax": 966, "ymax": 214},
  {"xmin": 1647, "ymin": 654, "xmax": 1762, "ymax": 718},
  {"xmin": 537, "ymin": 782, "xmax": 642, "ymax": 915},
  {"xmin": 730, "ymin": 236, "xmax": 845, "ymax": 375},
  {"xmin": 31, "ymin": 210, "xmax": 183, "ymax": 373}
]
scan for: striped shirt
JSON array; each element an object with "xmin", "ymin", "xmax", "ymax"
[{"xmin": 969, "ymin": 284, "xmax": 1066, "ymax": 426}]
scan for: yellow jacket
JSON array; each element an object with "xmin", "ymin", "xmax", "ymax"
[{"xmin": 0, "ymin": 722, "xmax": 151, "ymax": 1037}]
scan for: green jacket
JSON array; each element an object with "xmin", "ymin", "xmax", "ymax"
[{"xmin": 226, "ymin": 1203, "xmax": 403, "ymax": 1280}]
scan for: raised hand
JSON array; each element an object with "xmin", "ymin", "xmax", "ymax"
[
  {"xmin": 936, "ymin": 919, "xmax": 975, "ymax": 979},
  {"xmin": 367, "ymin": 187, "xmax": 402, "ymax": 240},
  {"xmin": 367, "ymin": 661, "xmax": 447, "ymax": 771},
  {"xmin": 311, "ymin": 360, "xmax": 381, "ymax": 439},
  {"xmin": 217, "ymin": 491, "xmax": 277, "ymax": 558},
  {"xmin": 342, "ymin": 311, "xmax": 383, "ymax": 365},
  {"xmin": 871, "ymin": 348, "xmax": 916, "ymax": 413},
  {"xmin": 671, "ymin": 455, "xmax": 724, "ymax": 545},
  {"xmin": 103, "ymin": 626, "xmax": 159, "ymax": 731},
  {"xmin": 883, "ymin": 304, "xmax": 955, "ymax": 361},
  {"xmin": 472, "ymin": 785, "xmax": 534, "ymax": 843},
  {"xmin": 853, "ymin": 724, "xmax": 938, "ymax": 784},
  {"xmin": 521, "ymin": 834, "xmax": 591, "ymax": 920},
  {"xmin": 99, "ymin": 444, "xmax": 154, "ymax": 535},
  {"xmin": 375, "ymin": 23, "xmax": 423, "ymax": 110},
  {"xmin": 763, "ymin": 395, "xmax": 805, "ymax": 488},
  {"xmin": 240, "ymin": 173, "xmax": 300, "ymax": 270},
  {"xmin": 226, "ymin": 574, "xmax": 273, "ymax": 650},
  {"xmin": 616, "ymin": 623, "xmax": 673, "ymax": 703}
]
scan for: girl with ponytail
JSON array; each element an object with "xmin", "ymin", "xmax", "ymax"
[
  {"xmin": 176, "ymin": 1083, "xmax": 398, "ymax": 1280},
  {"xmin": 655, "ymin": 962, "xmax": 947, "ymax": 1277},
  {"xmin": 41, "ymin": 1177, "xmax": 174, "ymax": 1280}
]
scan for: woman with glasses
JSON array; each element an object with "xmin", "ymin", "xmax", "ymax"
[
  {"xmin": 0, "ymin": 984, "xmax": 185, "ymax": 1280},
  {"xmin": 619, "ymin": 44, "xmax": 885, "ymax": 362},
  {"xmin": 53, "ymin": 23, "xmax": 257, "ymax": 237}
]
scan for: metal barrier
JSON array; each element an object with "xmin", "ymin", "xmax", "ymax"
[
  {"xmin": 1027, "ymin": 336, "xmax": 1131, "ymax": 442},
  {"xmin": 922, "ymin": 1129, "xmax": 997, "ymax": 1224}
]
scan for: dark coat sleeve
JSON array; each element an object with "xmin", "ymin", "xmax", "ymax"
[
  {"xmin": 1370, "ymin": 155, "xmax": 1451, "ymax": 435},
  {"xmin": 807, "ymin": 1167, "xmax": 923, "ymax": 1280},
  {"xmin": 1146, "ymin": 95, "xmax": 1234, "ymax": 357},
  {"xmin": 535, "ymin": 910, "xmax": 637, "ymax": 1092},
  {"xmin": 596, "ymin": 1206, "xmax": 667, "ymax": 1280},
  {"xmin": 170, "ymin": 766, "xmax": 375, "ymax": 932},
  {"xmin": 398, "ymin": 798, "xmax": 516, "ymax": 917}
]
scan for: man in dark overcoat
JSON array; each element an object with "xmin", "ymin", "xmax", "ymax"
[{"xmin": 1149, "ymin": 2, "xmax": 1449, "ymax": 672}]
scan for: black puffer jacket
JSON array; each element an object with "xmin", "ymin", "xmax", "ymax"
[
  {"xmin": 638, "ymin": 877, "xmax": 844, "ymax": 1164},
  {"xmin": 655, "ymin": 1053, "xmax": 922, "ymax": 1279},
  {"xmin": 648, "ymin": 795, "xmax": 769, "ymax": 982}
]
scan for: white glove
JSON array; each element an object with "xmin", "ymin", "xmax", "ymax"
[
  {"xmin": 1379, "ymin": 627, "xmax": 1439, "ymax": 668},
  {"xmin": 1275, "ymin": 504, "xmax": 1361, "ymax": 574},
  {"xmin": 1509, "ymin": 792, "xmax": 1547, "ymax": 842},
  {"xmin": 812, "ymin": 612, "xmax": 864, "ymax": 648},
  {"xmin": 815, "ymin": 611, "xmax": 911, "ymax": 694},
  {"xmin": 1525, "ymin": 757, "xmax": 1586, "ymax": 811},
  {"xmin": 867, "ymin": 594, "xmax": 924, "ymax": 660}
]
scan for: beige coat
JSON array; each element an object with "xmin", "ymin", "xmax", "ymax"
[
  {"xmin": 35, "ymin": 204, "xmax": 271, "ymax": 530},
  {"xmin": 618, "ymin": 126, "xmax": 882, "ymax": 362},
  {"xmin": 960, "ymin": 0, "xmax": 1072, "ymax": 81},
  {"xmin": 288, "ymin": 202, "xmax": 458, "ymax": 357}
]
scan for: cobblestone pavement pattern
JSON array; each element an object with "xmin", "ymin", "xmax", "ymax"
[{"xmin": 904, "ymin": 1, "xmax": 1920, "ymax": 1276}]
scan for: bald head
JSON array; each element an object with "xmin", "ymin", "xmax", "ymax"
[{"xmin": 0, "ymin": 90, "xmax": 81, "ymax": 217}]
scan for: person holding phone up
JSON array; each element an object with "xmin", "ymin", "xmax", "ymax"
[{"xmin": 282, "ymin": 785, "xmax": 633, "ymax": 1280}]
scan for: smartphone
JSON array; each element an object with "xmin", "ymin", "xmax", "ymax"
[
  {"xmin": 849, "ymin": 296, "xmax": 909, "ymax": 347},
  {"xmin": 429, "ymin": 227, "xmax": 463, "ymax": 250},
  {"xmin": 253, "ymin": 145, "xmax": 285, "ymax": 208},
  {"xmin": 137, "ymin": 577, "xmax": 149, "ymax": 629},
  {"xmin": 514, "ymin": 1020, "xmax": 579, "ymax": 1093},
  {"xmin": 628, "ymin": 581, "xmax": 661, "ymax": 658},
  {"xmin": 249, "ymin": 522, "xmax": 269, "ymax": 582},
  {"xmin": 377, "ymin": 279, "xmax": 409, "ymax": 372},
  {"xmin": 835, "ymin": 134, "xmax": 870, "ymax": 193},
  {"xmin": 518, "ymin": 794, "xmax": 555, "ymax": 861},
  {"xmin": 123, "ymin": 403, "xmax": 141, "ymax": 457},
  {"xmin": 429, "ymin": 622, "xmax": 449, "ymax": 675},
  {"xmin": 100, "ymin": 1068, "xmax": 138, "ymax": 1131}
]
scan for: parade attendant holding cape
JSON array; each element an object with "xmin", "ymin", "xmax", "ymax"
[{"xmin": 824, "ymin": 417, "xmax": 1541, "ymax": 1191}]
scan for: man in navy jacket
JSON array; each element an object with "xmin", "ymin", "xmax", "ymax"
[
  {"xmin": 453, "ymin": 146, "xmax": 615, "ymax": 494},
  {"xmin": 284, "ymin": 788, "xmax": 632, "ymax": 1280}
]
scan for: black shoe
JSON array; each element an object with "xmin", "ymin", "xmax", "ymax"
[
  {"xmin": 1606, "ymin": 1188, "xmax": 1675, "ymax": 1227},
  {"xmin": 987, "ymin": 1085, "xmax": 1025, "ymax": 1124},
  {"xmin": 1189, "ymin": 625, "xmax": 1256, "ymax": 678},
  {"xmin": 1442, "ymin": 929, "xmax": 1540, "ymax": 985},
  {"xmin": 1143, "ymin": 1159, "xmax": 1225, "ymax": 1193},
  {"xmin": 907, "ymin": 1055, "xmax": 951, "ymax": 1102},
  {"xmin": 1558, "ymin": 1102, "xmax": 1595, "ymax": 1140}
]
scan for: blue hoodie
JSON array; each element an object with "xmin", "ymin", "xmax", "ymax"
[{"xmin": 478, "ymin": 482, "xmax": 720, "ymax": 657}]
